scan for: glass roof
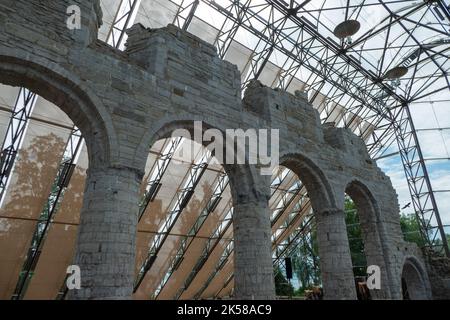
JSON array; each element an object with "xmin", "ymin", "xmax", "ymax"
[{"xmin": 113, "ymin": 0, "xmax": 449, "ymax": 245}]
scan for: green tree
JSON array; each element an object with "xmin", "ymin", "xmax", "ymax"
[
  {"xmin": 400, "ymin": 213, "xmax": 428, "ymax": 248},
  {"xmin": 274, "ymin": 266, "xmax": 294, "ymax": 296},
  {"xmin": 291, "ymin": 226, "xmax": 321, "ymax": 294},
  {"xmin": 344, "ymin": 198, "xmax": 367, "ymax": 277}
]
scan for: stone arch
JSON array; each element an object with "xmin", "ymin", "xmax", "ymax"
[
  {"xmin": 402, "ymin": 256, "xmax": 431, "ymax": 300},
  {"xmin": 280, "ymin": 153, "xmax": 357, "ymax": 299},
  {"xmin": 0, "ymin": 54, "xmax": 117, "ymax": 168},
  {"xmin": 344, "ymin": 179, "xmax": 391, "ymax": 299},
  {"xmin": 280, "ymin": 153, "xmax": 337, "ymax": 212},
  {"xmin": 144, "ymin": 116, "xmax": 269, "ymax": 205},
  {"xmin": 145, "ymin": 117, "xmax": 275, "ymax": 299},
  {"xmin": 344, "ymin": 179, "xmax": 385, "ymax": 230}
]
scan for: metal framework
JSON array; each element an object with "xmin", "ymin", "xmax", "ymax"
[
  {"xmin": 138, "ymin": 137, "xmax": 183, "ymax": 221},
  {"xmin": 168, "ymin": 169, "xmax": 295, "ymax": 300},
  {"xmin": 170, "ymin": 172, "xmax": 309, "ymax": 299},
  {"xmin": 134, "ymin": 148, "xmax": 211, "ymax": 292},
  {"xmin": 0, "ymin": 0, "xmax": 449, "ymax": 301},
  {"xmin": 11, "ymin": 127, "xmax": 83, "ymax": 300},
  {"xmin": 107, "ymin": 0, "xmax": 143, "ymax": 49},
  {"xmin": 0, "ymin": 88, "xmax": 37, "ymax": 206},
  {"xmin": 173, "ymin": 205, "xmax": 233, "ymax": 299},
  {"xmin": 171, "ymin": 0, "xmax": 450, "ymax": 256},
  {"xmin": 152, "ymin": 171, "xmax": 229, "ymax": 298}
]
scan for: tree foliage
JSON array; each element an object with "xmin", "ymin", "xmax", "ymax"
[
  {"xmin": 400, "ymin": 213, "xmax": 428, "ymax": 248},
  {"xmin": 344, "ymin": 198, "xmax": 367, "ymax": 277},
  {"xmin": 274, "ymin": 266, "xmax": 294, "ymax": 296}
]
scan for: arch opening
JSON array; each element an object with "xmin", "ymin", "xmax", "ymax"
[
  {"xmin": 401, "ymin": 257, "xmax": 431, "ymax": 300},
  {"xmin": 0, "ymin": 83, "xmax": 91, "ymax": 299},
  {"xmin": 270, "ymin": 164, "xmax": 321, "ymax": 299},
  {"xmin": 0, "ymin": 55, "xmax": 112, "ymax": 300},
  {"xmin": 0, "ymin": 55, "xmax": 114, "ymax": 167},
  {"xmin": 344, "ymin": 180, "xmax": 389, "ymax": 300},
  {"xmin": 133, "ymin": 135, "xmax": 235, "ymax": 300}
]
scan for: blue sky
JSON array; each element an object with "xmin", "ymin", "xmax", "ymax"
[{"xmin": 377, "ymin": 98, "xmax": 450, "ymax": 231}]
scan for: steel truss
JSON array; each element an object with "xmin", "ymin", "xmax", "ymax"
[
  {"xmin": 2, "ymin": 0, "xmax": 448, "ymax": 301},
  {"xmin": 173, "ymin": 204, "xmax": 233, "ymax": 299},
  {"xmin": 134, "ymin": 149, "xmax": 211, "ymax": 292},
  {"xmin": 139, "ymin": 137, "xmax": 183, "ymax": 221},
  {"xmin": 172, "ymin": 0, "xmax": 450, "ymax": 256},
  {"xmin": 107, "ymin": 0, "xmax": 142, "ymax": 49},
  {"xmin": 152, "ymin": 171, "xmax": 229, "ymax": 298},
  {"xmin": 168, "ymin": 170, "xmax": 296, "ymax": 299},
  {"xmin": 198, "ymin": 193, "xmax": 313, "ymax": 299},
  {"xmin": 0, "ymin": 88, "xmax": 37, "ymax": 205},
  {"xmin": 175, "ymin": 172, "xmax": 310, "ymax": 299}
]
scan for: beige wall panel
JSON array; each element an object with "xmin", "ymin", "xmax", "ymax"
[
  {"xmin": 138, "ymin": 161, "xmax": 191, "ymax": 234},
  {"xmin": 171, "ymin": 169, "xmax": 217, "ymax": 235},
  {"xmin": 0, "ymin": 84, "xmax": 19, "ymax": 109},
  {"xmin": 179, "ymin": 237, "xmax": 230, "ymax": 299},
  {"xmin": 156, "ymin": 237, "xmax": 207, "ymax": 299},
  {"xmin": 0, "ymin": 121, "xmax": 70, "ymax": 298},
  {"xmin": 134, "ymin": 231, "xmax": 154, "ymax": 285},
  {"xmin": 24, "ymin": 224, "xmax": 78, "ymax": 300},
  {"xmin": 32, "ymin": 98, "xmax": 72, "ymax": 128},
  {"xmin": 23, "ymin": 148, "xmax": 89, "ymax": 299},
  {"xmin": 0, "ymin": 120, "xmax": 69, "ymax": 218},
  {"xmin": 0, "ymin": 111, "xmax": 11, "ymax": 150},
  {"xmin": 200, "ymin": 258, "xmax": 233, "ymax": 299},
  {"xmin": 133, "ymin": 234, "xmax": 183, "ymax": 299},
  {"xmin": 196, "ymin": 193, "xmax": 231, "ymax": 238},
  {"xmin": 0, "ymin": 219, "xmax": 36, "ymax": 299}
]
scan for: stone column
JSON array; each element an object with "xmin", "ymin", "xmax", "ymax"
[
  {"xmin": 316, "ymin": 208, "xmax": 357, "ymax": 299},
  {"xmin": 70, "ymin": 166, "xmax": 142, "ymax": 299},
  {"xmin": 232, "ymin": 174, "xmax": 275, "ymax": 300}
]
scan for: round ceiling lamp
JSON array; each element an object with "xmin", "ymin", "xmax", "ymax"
[
  {"xmin": 333, "ymin": 20, "xmax": 361, "ymax": 39},
  {"xmin": 384, "ymin": 66, "xmax": 409, "ymax": 79}
]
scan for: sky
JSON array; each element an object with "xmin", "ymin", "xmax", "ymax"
[{"xmin": 377, "ymin": 98, "xmax": 450, "ymax": 230}]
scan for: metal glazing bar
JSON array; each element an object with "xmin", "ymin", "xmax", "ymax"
[
  {"xmin": 151, "ymin": 171, "xmax": 229, "ymax": 298},
  {"xmin": 0, "ymin": 88, "xmax": 38, "ymax": 206},
  {"xmin": 11, "ymin": 127, "xmax": 83, "ymax": 300},
  {"xmin": 134, "ymin": 149, "xmax": 211, "ymax": 292}
]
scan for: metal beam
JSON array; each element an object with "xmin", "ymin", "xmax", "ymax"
[
  {"xmin": 0, "ymin": 88, "xmax": 38, "ymax": 206},
  {"xmin": 106, "ymin": 0, "xmax": 142, "ymax": 49},
  {"xmin": 173, "ymin": 205, "xmax": 233, "ymax": 299},
  {"xmin": 134, "ymin": 149, "xmax": 211, "ymax": 292},
  {"xmin": 152, "ymin": 171, "xmax": 228, "ymax": 298},
  {"xmin": 173, "ymin": 0, "xmax": 200, "ymax": 31},
  {"xmin": 138, "ymin": 137, "xmax": 182, "ymax": 221},
  {"xmin": 390, "ymin": 104, "xmax": 450, "ymax": 256}
]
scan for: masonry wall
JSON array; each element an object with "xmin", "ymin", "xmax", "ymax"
[{"xmin": 0, "ymin": 0, "xmax": 433, "ymax": 299}]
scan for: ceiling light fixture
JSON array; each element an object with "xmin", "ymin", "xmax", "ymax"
[{"xmin": 333, "ymin": 20, "xmax": 361, "ymax": 39}]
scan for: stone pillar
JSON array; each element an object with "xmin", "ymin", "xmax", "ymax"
[
  {"xmin": 316, "ymin": 208, "xmax": 357, "ymax": 299},
  {"xmin": 233, "ymin": 199, "xmax": 275, "ymax": 299},
  {"xmin": 231, "ymin": 170, "xmax": 275, "ymax": 300},
  {"xmin": 70, "ymin": 166, "xmax": 142, "ymax": 299}
]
